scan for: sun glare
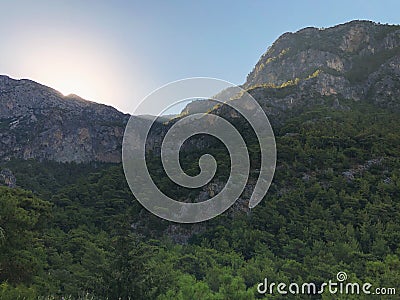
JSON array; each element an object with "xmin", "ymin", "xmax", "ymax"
[
  {"xmin": 10, "ymin": 29, "xmax": 122, "ymax": 106},
  {"xmin": 31, "ymin": 47, "xmax": 110, "ymax": 102},
  {"xmin": 51, "ymin": 75, "xmax": 102, "ymax": 100},
  {"xmin": 3, "ymin": 25, "xmax": 149, "ymax": 113}
]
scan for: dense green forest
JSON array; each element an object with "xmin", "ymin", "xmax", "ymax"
[{"xmin": 1, "ymin": 100, "xmax": 399, "ymax": 299}]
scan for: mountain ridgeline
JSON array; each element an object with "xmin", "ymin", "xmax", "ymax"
[
  {"xmin": 185, "ymin": 20, "xmax": 400, "ymax": 123},
  {"xmin": 0, "ymin": 76, "xmax": 129, "ymax": 162},
  {"xmin": 1, "ymin": 20, "xmax": 400, "ymax": 299},
  {"xmin": 1, "ymin": 20, "xmax": 400, "ymax": 163}
]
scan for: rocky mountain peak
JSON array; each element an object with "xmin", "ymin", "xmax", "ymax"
[
  {"xmin": 223, "ymin": 20, "xmax": 400, "ymax": 124},
  {"xmin": 0, "ymin": 75, "xmax": 129, "ymax": 163},
  {"xmin": 244, "ymin": 20, "xmax": 400, "ymax": 89},
  {"xmin": 181, "ymin": 21, "xmax": 400, "ymax": 123}
]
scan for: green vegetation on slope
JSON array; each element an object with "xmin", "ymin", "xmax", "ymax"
[{"xmin": 1, "ymin": 101, "xmax": 400, "ymax": 299}]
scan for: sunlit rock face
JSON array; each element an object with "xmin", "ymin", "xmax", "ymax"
[
  {"xmin": 240, "ymin": 21, "xmax": 400, "ymax": 121},
  {"xmin": 178, "ymin": 21, "xmax": 400, "ymax": 129},
  {"xmin": 0, "ymin": 75, "xmax": 129, "ymax": 162},
  {"xmin": 245, "ymin": 21, "xmax": 400, "ymax": 88}
]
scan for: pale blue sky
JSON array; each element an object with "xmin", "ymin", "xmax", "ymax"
[{"xmin": 0, "ymin": 1, "xmax": 399, "ymax": 114}]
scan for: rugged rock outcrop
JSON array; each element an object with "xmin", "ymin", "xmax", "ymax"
[
  {"xmin": 182, "ymin": 21, "xmax": 400, "ymax": 124},
  {"xmin": 0, "ymin": 168, "xmax": 16, "ymax": 188},
  {"xmin": 241, "ymin": 20, "xmax": 400, "ymax": 118},
  {"xmin": 245, "ymin": 20, "xmax": 400, "ymax": 89},
  {"xmin": 0, "ymin": 76, "xmax": 129, "ymax": 162}
]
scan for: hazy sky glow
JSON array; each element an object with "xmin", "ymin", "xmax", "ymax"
[{"xmin": 1, "ymin": 1, "xmax": 399, "ymax": 114}]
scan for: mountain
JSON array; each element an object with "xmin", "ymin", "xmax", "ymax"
[
  {"xmin": 246, "ymin": 20, "xmax": 400, "ymax": 88},
  {"xmin": 0, "ymin": 75, "xmax": 129, "ymax": 162},
  {"xmin": 1, "ymin": 20, "xmax": 400, "ymax": 299},
  {"xmin": 243, "ymin": 20, "xmax": 400, "ymax": 118},
  {"xmin": 2, "ymin": 21, "xmax": 400, "ymax": 164},
  {"xmin": 183, "ymin": 21, "xmax": 400, "ymax": 125}
]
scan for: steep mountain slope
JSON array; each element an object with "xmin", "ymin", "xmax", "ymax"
[
  {"xmin": 1, "ymin": 20, "xmax": 400, "ymax": 299},
  {"xmin": 242, "ymin": 20, "xmax": 400, "ymax": 119},
  {"xmin": 0, "ymin": 75, "xmax": 129, "ymax": 162},
  {"xmin": 245, "ymin": 21, "xmax": 400, "ymax": 87},
  {"xmin": 182, "ymin": 21, "xmax": 400, "ymax": 125}
]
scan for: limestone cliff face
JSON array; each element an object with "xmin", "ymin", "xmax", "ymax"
[
  {"xmin": 245, "ymin": 21, "xmax": 400, "ymax": 87},
  {"xmin": 182, "ymin": 22, "xmax": 400, "ymax": 127},
  {"xmin": 0, "ymin": 76, "xmax": 129, "ymax": 162},
  {"xmin": 240, "ymin": 20, "xmax": 400, "ymax": 119}
]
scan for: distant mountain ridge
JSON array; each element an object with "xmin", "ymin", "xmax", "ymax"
[{"xmin": 1, "ymin": 20, "xmax": 400, "ymax": 163}]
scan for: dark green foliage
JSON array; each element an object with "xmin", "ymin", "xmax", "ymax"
[
  {"xmin": 1, "ymin": 100, "xmax": 400, "ymax": 299},
  {"xmin": 0, "ymin": 188, "xmax": 50, "ymax": 285}
]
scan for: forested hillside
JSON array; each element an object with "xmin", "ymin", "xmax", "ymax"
[
  {"xmin": 1, "ymin": 20, "xmax": 400, "ymax": 299},
  {"xmin": 1, "ymin": 99, "xmax": 399, "ymax": 299}
]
